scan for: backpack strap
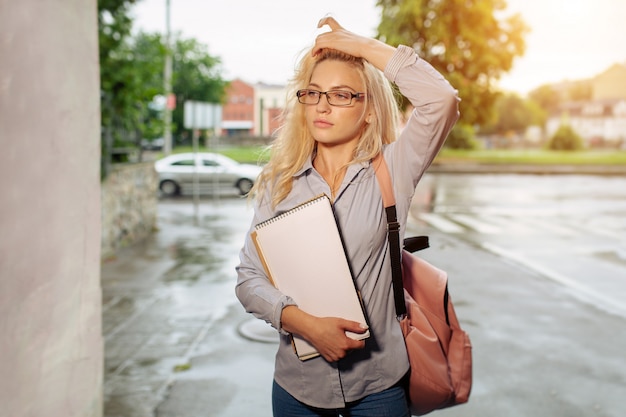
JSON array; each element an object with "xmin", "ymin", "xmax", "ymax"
[
  {"xmin": 372, "ymin": 153, "xmax": 407, "ymax": 318},
  {"xmin": 373, "ymin": 153, "xmax": 448, "ymax": 323}
]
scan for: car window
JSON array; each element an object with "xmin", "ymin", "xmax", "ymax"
[
  {"xmin": 202, "ymin": 160, "xmax": 219, "ymax": 167},
  {"xmin": 171, "ymin": 159, "xmax": 195, "ymax": 166}
]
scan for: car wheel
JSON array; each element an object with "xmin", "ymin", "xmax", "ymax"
[
  {"xmin": 159, "ymin": 180, "xmax": 180, "ymax": 197},
  {"xmin": 236, "ymin": 178, "xmax": 254, "ymax": 195}
]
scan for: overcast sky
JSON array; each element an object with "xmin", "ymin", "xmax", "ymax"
[{"xmin": 131, "ymin": 0, "xmax": 626, "ymax": 95}]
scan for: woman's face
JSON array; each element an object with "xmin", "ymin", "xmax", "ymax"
[{"xmin": 304, "ymin": 60, "xmax": 369, "ymax": 149}]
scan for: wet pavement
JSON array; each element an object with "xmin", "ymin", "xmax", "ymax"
[
  {"xmin": 102, "ymin": 188, "xmax": 626, "ymax": 417},
  {"xmin": 102, "ymin": 195, "xmax": 276, "ymax": 416}
]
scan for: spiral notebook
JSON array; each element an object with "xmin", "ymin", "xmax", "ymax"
[{"xmin": 251, "ymin": 194, "xmax": 369, "ymax": 361}]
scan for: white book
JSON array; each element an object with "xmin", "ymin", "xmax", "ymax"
[{"xmin": 251, "ymin": 194, "xmax": 370, "ymax": 360}]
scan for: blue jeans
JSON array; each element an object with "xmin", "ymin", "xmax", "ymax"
[{"xmin": 272, "ymin": 380, "xmax": 410, "ymax": 417}]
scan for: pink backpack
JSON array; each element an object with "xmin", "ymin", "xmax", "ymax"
[{"xmin": 374, "ymin": 154, "xmax": 473, "ymax": 415}]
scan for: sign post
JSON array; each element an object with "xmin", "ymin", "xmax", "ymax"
[{"xmin": 183, "ymin": 101, "xmax": 223, "ymax": 217}]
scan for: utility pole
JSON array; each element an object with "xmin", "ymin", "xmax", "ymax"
[{"xmin": 163, "ymin": 0, "xmax": 173, "ymax": 155}]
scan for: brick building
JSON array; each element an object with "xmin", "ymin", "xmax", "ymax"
[
  {"xmin": 221, "ymin": 79, "xmax": 286, "ymax": 138},
  {"xmin": 221, "ymin": 79, "xmax": 255, "ymax": 136}
]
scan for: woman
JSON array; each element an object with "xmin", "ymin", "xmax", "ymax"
[{"xmin": 236, "ymin": 16, "xmax": 459, "ymax": 416}]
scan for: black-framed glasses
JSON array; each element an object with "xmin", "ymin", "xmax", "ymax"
[{"xmin": 296, "ymin": 89, "xmax": 365, "ymax": 106}]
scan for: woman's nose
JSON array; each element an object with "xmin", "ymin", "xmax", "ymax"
[{"xmin": 316, "ymin": 95, "xmax": 331, "ymax": 113}]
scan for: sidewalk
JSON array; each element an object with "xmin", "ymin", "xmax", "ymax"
[
  {"xmin": 102, "ymin": 196, "xmax": 626, "ymax": 417},
  {"xmin": 102, "ymin": 197, "xmax": 276, "ymax": 417}
]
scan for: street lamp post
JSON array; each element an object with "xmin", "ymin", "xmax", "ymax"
[{"xmin": 163, "ymin": 0, "xmax": 173, "ymax": 155}]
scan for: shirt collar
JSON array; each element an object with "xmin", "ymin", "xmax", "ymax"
[
  {"xmin": 293, "ymin": 152, "xmax": 372, "ymax": 178},
  {"xmin": 293, "ymin": 156, "xmax": 315, "ymax": 178}
]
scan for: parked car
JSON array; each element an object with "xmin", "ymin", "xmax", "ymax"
[
  {"xmin": 154, "ymin": 152, "xmax": 262, "ymax": 196},
  {"xmin": 141, "ymin": 137, "xmax": 165, "ymax": 151}
]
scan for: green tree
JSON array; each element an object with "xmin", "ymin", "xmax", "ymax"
[
  {"xmin": 481, "ymin": 92, "xmax": 544, "ymax": 135},
  {"xmin": 525, "ymin": 98, "xmax": 547, "ymax": 128},
  {"xmin": 169, "ymin": 36, "xmax": 229, "ymax": 143},
  {"xmin": 99, "ymin": 0, "xmax": 167, "ymax": 173},
  {"xmin": 98, "ymin": 0, "xmax": 140, "ymax": 146},
  {"xmin": 376, "ymin": 0, "xmax": 528, "ymax": 148},
  {"xmin": 528, "ymin": 84, "xmax": 561, "ymax": 114},
  {"xmin": 128, "ymin": 32, "xmax": 169, "ymax": 140},
  {"xmin": 446, "ymin": 123, "xmax": 479, "ymax": 149},
  {"xmin": 546, "ymin": 124, "xmax": 584, "ymax": 151},
  {"xmin": 98, "ymin": 0, "xmax": 136, "ymax": 65},
  {"xmin": 567, "ymin": 81, "xmax": 592, "ymax": 102},
  {"xmin": 99, "ymin": 0, "xmax": 228, "ymax": 167}
]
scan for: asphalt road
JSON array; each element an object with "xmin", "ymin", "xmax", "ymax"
[{"xmin": 411, "ymin": 173, "xmax": 626, "ymax": 320}]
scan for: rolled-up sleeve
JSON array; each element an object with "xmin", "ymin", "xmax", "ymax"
[{"xmin": 384, "ymin": 45, "xmax": 460, "ymax": 202}]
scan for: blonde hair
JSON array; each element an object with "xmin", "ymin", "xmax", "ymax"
[{"xmin": 251, "ymin": 48, "xmax": 400, "ymax": 208}]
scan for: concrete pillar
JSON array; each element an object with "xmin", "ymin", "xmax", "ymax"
[{"xmin": 0, "ymin": 1, "xmax": 103, "ymax": 416}]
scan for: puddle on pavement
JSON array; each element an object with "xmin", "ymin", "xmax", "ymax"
[
  {"xmin": 160, "ymin": 208, "xmax": 245, "ymax": 285},
  {"xmin": 162, "ymin": 233, "xmax": 227, "ymax": 283},
  {"xmin": 175, "ymin": 239, "xmax": 221, "ymax": 264},
  {"xmin": 104, "ymin": 296, "xmax": 141, "ymax": 317},
  {"xmin": 118, "ymin": 357, "xmax": 183, "ymax": 377},
  {"xmin": 136, "ymin": 358, "xmax": 160, "ymax": 368},
  {"xmin": 594, "ymin": 250, "xmax": 626, "ymax": 266}
]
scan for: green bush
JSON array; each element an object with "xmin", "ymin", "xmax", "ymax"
[
  {"xmin": 445, "ymin": 123, "xmax": 479, "ymax": 150},
  {"xmin": 546, "ymin": 124, "xmax": 584, "ymax": 151}
]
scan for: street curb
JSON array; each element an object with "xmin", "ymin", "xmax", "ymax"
[{"xmin": 428, "ymin": 163, "xmax": 626, "ymax": 176}]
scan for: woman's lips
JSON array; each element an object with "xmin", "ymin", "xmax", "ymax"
[{"xmin": 313, "ymin": 119, "xmax": 333, "ymax": 128}]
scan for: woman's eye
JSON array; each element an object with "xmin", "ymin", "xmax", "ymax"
[{"xmin": 334, "ymin": 92, "xmax": 351, "ymax": 100}]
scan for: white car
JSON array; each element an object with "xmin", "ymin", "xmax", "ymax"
[{"xmin": 155, "ymin": 152, "xmax": 262, "ymax": 196}]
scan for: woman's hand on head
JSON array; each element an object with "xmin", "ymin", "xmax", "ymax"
[
  {"xmin": 312, "ymin": 16, "xmax": 396, "ymax": 72},
  {"xmin": 313, "ymin": 17, "xmax": 368, "ymax": 58}
]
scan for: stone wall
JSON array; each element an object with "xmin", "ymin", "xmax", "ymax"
[{"xmin": 101, "ymin": 162, "xmax": 159, "ymax": 258}]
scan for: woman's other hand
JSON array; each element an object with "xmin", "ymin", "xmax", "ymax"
[
  {"xmin": 281, "ymin": 305, "xmax": 368, "ymax": 362},
  {"xmin": 308, "ymin": 317, "xmax": 368, "ymax": 362}
]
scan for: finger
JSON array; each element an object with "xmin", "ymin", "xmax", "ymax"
[
  {"xmin": 350, "ymin": 339, "xmax": 366, "ymax": 350},
  {"xmin": 341, "ymin": 338, "xmax": 366, "ymax": 355},
  {"xmin": 317, "ymin": 16, "xmax": 343, "ymax": 31},
  {"xmin": 343, "ymin": 320, "xmax": 369, "ymax": 334}
]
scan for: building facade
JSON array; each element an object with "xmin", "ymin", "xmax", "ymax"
[
  {"xmin": 546, "ymin": 63, "xmax": 626, "ymax": 147},
  {"xmin": 221, "ymin": 79, "xmax": 255, "ymax": 136},
  {"xmin": 592, "ymin": 63, "xmax": 626, "ymax": 101},
  {"xmin": 547, "ymin": 99, "xmax": 626, "ymax": 147},
  {"xmin": 221, "ymin": 79, "xmax": 287, "ymax": 138},
  {"xmin": 254, "ymin": 82, "xmax": 287, "ymax": 137}
]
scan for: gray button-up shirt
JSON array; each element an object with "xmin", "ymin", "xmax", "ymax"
[{"xmin": 236, "ymin": 45, "xmax": 460, "ymax": 409}]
